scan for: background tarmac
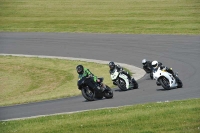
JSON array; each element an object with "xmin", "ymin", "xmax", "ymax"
[{"xmin": 0, "ymin": 33, "xmax": 199, "ymax": 121}]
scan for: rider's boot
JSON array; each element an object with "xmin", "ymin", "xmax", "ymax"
[
  {"xmin": 167, "ymin": 69, "xmax": 179, "ymax": 82},
  {"xmin": 127, "ymin": 73, "xmax": 132, "ymax": 81},
  {"xmin": 150, "ymin": 72, "xmax": 153, "ymax": 79},
  {"xmin": 171, "ymin": 71, "xmax": 179, "ymax": 82}
]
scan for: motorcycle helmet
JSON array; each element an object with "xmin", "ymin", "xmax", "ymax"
[
  {"xmin": 109, "ymin": 61, "xmax": 115, "ymax": 71},
  {"xmin": 142, "ymin": 59, "xmax": 147, "ymax": 65},
  {"xmin": 76, "ymin": 65, "xmax": 84, "ymax": 74},
  {"xmin": 151, "ymin": 60, "xmax": 158, "ymax": 69}
]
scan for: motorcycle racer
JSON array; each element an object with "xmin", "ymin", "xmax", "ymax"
[
  {"xmin": 142, "ymin": 59, "xmax": 153, "ymax": 79},
  {"xmin": 142, "ymin": 59, "xmax": 152, "ymax": 73},
  {"xmin": 108, "ymin": 61, "xmax": 132, "ymax": 82},
  {"xmin": 151, "ymin": 61, "xmax": 180, "ymax": 82},
  {"xmin": 76, "ymin": 65, "xmax": 106, "ymax": 92}
]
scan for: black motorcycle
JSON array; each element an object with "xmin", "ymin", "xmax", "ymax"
[{"xmin": 77, "ymin": 77, "xmax": 113, "ymax": 101}]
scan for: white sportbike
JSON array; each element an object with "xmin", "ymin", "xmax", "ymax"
[
  {"xmin": 153, "ymin": 67, "xmax": 183, "ymax": 90},
  {"xmin": 110, "ymin": 68, "xmax": 138, "ymax": 91}
]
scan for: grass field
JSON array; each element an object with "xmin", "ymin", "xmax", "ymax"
[
  {"xmin": 1, "ymin": 98, "xmax": 200, "ymax": 133},
  {"xmin": 0, "ymin": 55, "xmax": 117, "ymax": 106},
  {"xmin": 0, "ymin": 0, "xmax": 199, "ymax": 34}
]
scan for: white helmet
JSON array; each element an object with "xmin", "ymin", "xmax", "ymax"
[
  {"xmin": 142, "ymin": 59, "xmax": 147, "ymax": 65},
  {"xmin": 152, "ymin": 60, "xmax": 158, "ymax": 69}
]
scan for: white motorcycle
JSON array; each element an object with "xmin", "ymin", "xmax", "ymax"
[
  {"xmin": 153, "ymin": 67, "xmax": 183, "ymax": 90},
  {"xmin": 110, "ymin": 68, "xmax": 138, "ymax": 91}
]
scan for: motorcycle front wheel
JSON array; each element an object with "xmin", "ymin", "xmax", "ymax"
[
  {"xmin": 81, "ymin": 87, "xmax": 95, "ymax": 101},
  {"xmin": 118, "ymin": 78, "xmax": 128, "ymax": 91},
  {"xmin": 159, "ymin": 77, "xmax": 170, "ymax": 90}
]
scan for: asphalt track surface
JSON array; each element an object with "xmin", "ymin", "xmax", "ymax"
[{"xmin": 0, "ymin": 32, "xmax": 199, "ymax": 121}]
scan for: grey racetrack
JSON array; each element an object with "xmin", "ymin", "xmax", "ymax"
[{"xmin": 0, "ymin": 32, "xmax": 199, "ymax": 121}]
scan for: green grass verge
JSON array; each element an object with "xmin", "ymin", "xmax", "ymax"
[
  {"xmin": 1, "ymin": 98, "xmax": 199, "ymax": 133},
  {"xmin": 0, "ymin": 0, "xmax": 199, "ymax": 34},
  {"xmin": 0, "ymin": 55, "xmax": 117, "ymax": 106}
]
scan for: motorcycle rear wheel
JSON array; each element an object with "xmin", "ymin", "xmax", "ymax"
[
  {"xmin": 176, "ymin": 77, "xmax": 183, "ymax": 88},
  {"xmin": 132, "ymin": 78, "xmax": 139, "ymax": 89},
  {"xmin": 104, "ymin": 86, "xmax": 113, "ymax": 99}
]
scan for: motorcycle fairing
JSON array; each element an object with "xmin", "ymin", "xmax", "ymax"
[
  {"xmin": 110, "ymin": 69, "xmax": 119, "ymax": 80},
  {"xmin": 153, "ymin": 68, "xmax": 177, "ymax": 88},
  {"xmin": 119, "ymin": 73, "xmax": 129, "ymax": 89}
]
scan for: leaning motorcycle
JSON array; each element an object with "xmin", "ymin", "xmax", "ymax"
[
  {"xmin": 110, "ymin": 68, "xmax": 138, "ymax": 91},
  {"xmin": 153, "ymin": 67, "xmax": 183, "ymax": 90},
  {"xmin": 77, "ymin": 77, "xmax": 113, "ymax": 101}
]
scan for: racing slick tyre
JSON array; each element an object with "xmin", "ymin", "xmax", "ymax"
[
  {"xmin": 159, "ymin": 78, "xmax": 171, "ymax": 90},
  {"xmin": 81, "ymin": 87, "xmax": 95, "ymax": 101},
  {"xmin": 104, "ymin": 86, "xmax": 113, "ymax": 99}
]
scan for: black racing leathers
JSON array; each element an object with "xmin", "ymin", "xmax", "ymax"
[{"xmin": 143, "ymin": 61, "xmax": 153, "ymax": 73}]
